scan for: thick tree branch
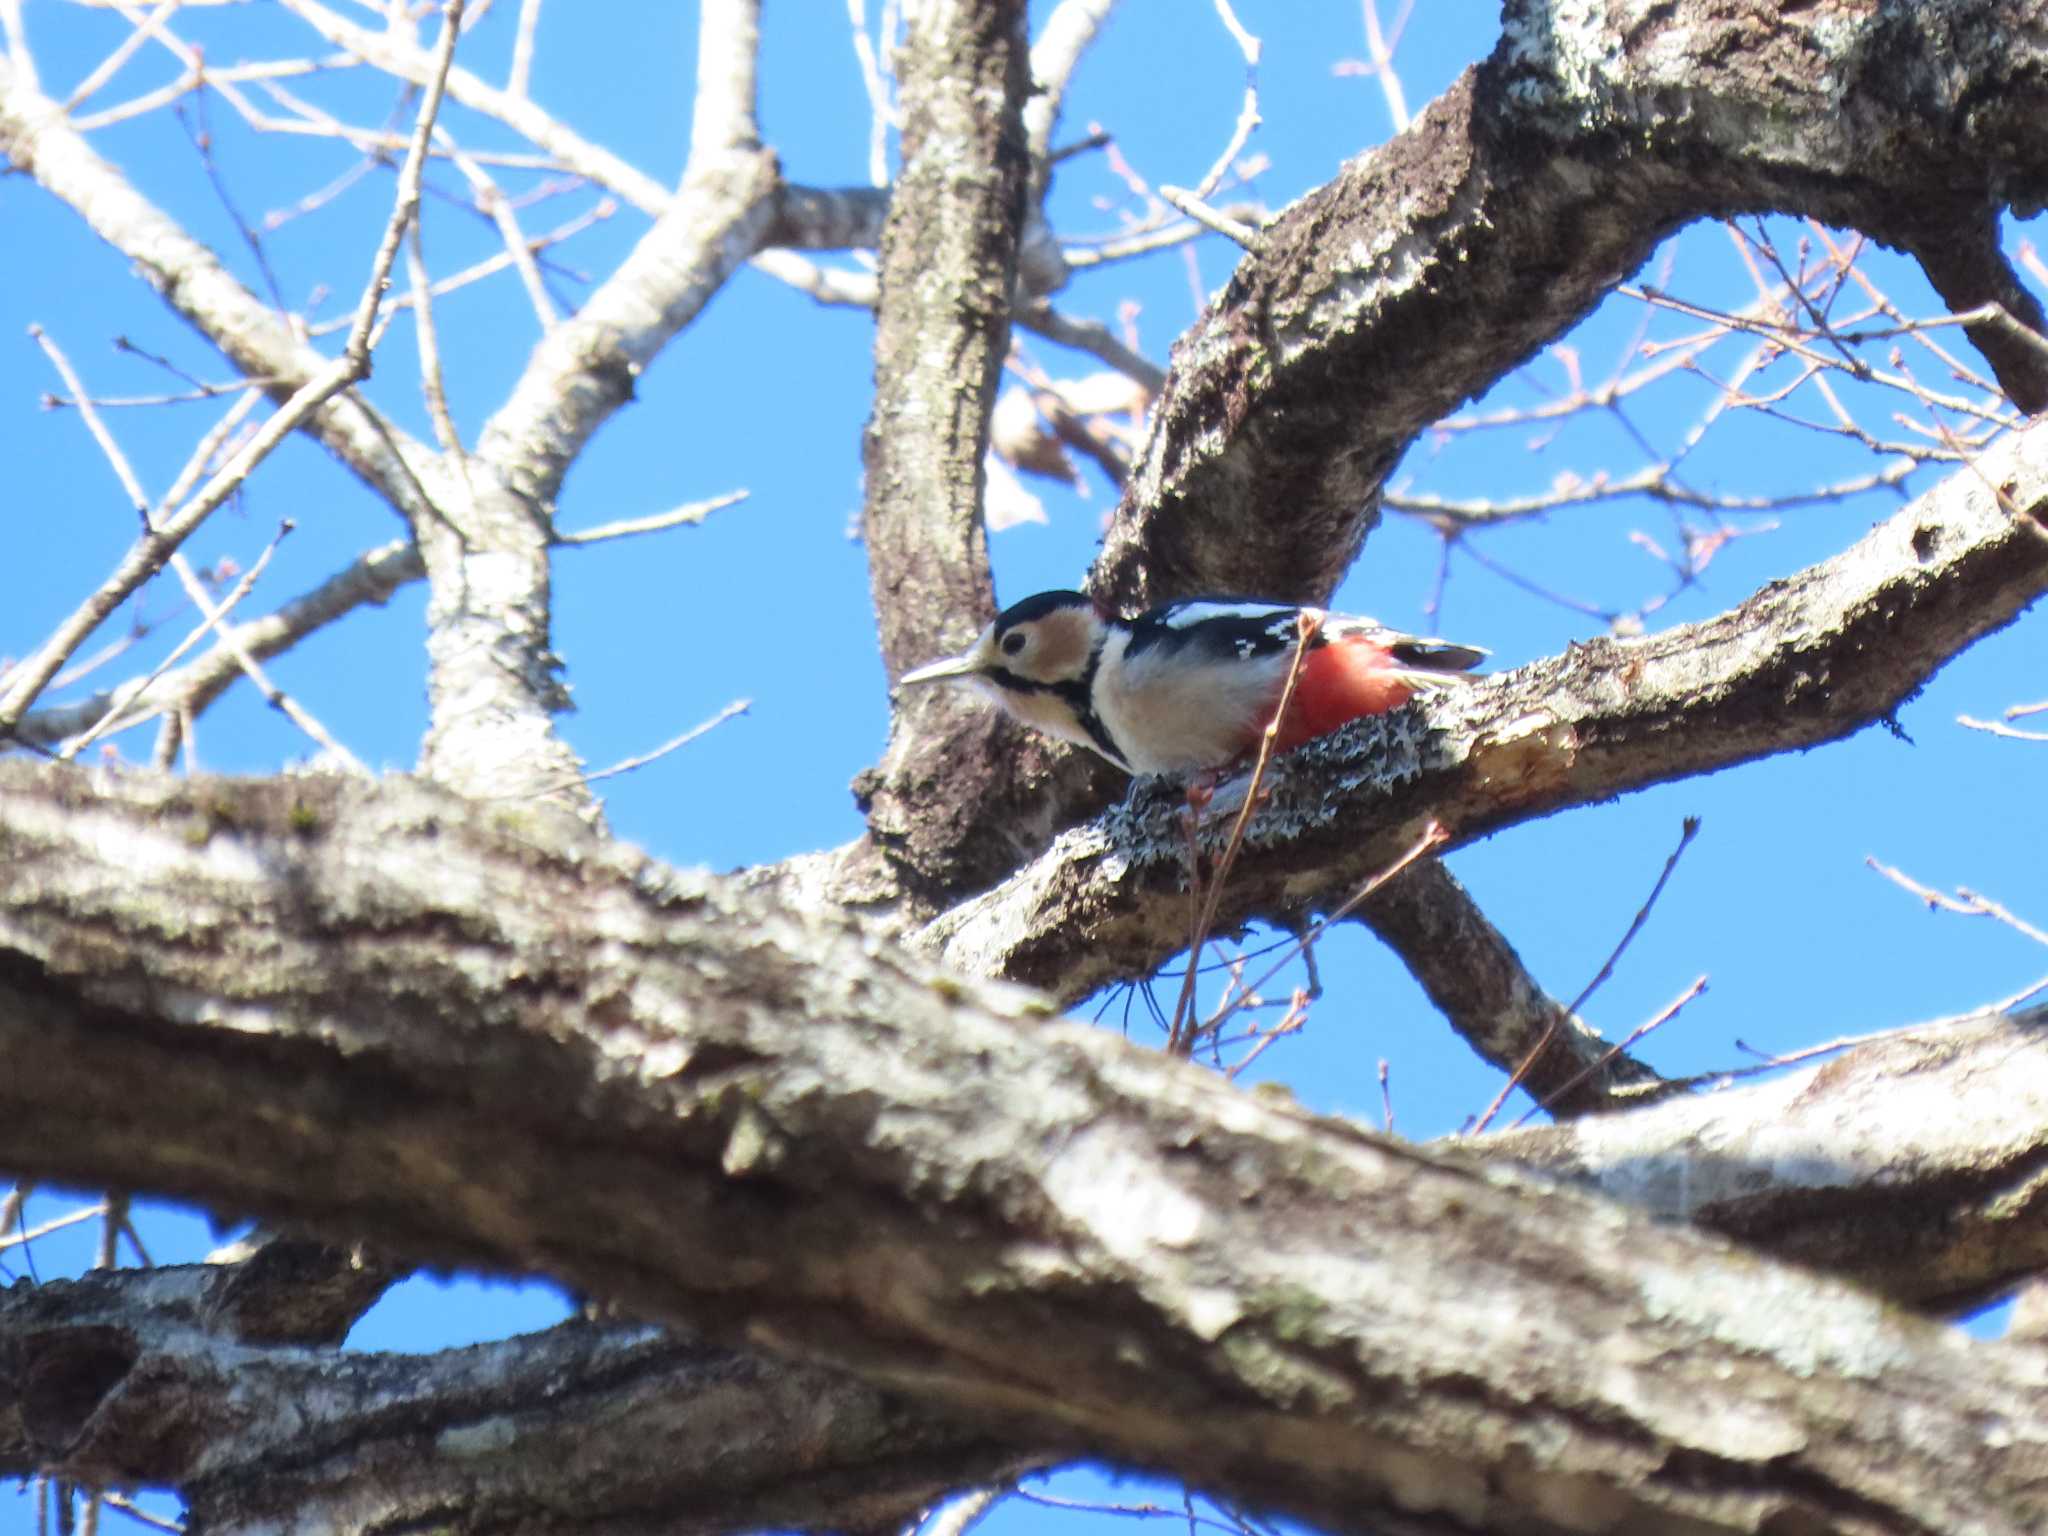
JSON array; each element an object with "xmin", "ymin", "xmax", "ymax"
[
  {"xmin": 412, "ymin": 0, "xmax": 774, "ymax": 801},
  {"xmin": 0, "ymin": 1269, "xmax": 1040, "ymax": 1536},
  {"xmin": 855, "ymin": 0, "xmax": 1054, "ymax": 909},
  {"xmin": 474, "ymin": 0, "xmax": 778, "ymax": 512},
  {"xmin": 2, "ymin": 769, "xmax": 2047, "ymax": 1532},
  {"xmin": 1088, "ymin": 0, "xmax": 2048, "ymax": 611},
  {"xmin": 1474, "ymin": 1004, "xmax": 2048, "ymax": 1315},
  {"xmin": 815, "ymin": 0, "xmax": 2048, "ymax": 932},
  {"xmin": 929, "ymin": 419, "xmax": 2048, "ymax": 1000}
]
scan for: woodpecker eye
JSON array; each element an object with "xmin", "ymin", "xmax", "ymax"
[{"xmin": 1000, "ymin": 630, "xmax": 1028, "ymax": 657}]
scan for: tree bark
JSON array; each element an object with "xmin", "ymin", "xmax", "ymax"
[
  {"xmin": 0, "ymin": 1269, "xmax": 1041, "ymax": 1536},
  {"xmin": 4, "ymin": 769, "xmax": 2048, "ymax": 1534},
  {"xmin": 1090, "ymin": 0, "xmax": 2048, "ymax": 613}
]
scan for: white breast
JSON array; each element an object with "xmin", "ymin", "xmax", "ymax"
[{"xmin": 1093, "ymin": 628, "xmax": 1290, "ymax": 775}]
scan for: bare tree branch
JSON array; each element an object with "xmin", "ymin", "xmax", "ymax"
[
  {"xmin": 1087, "ymin": 0, "xmax": 2048, "ymax": 611},
  {"xmin": 0, "ymin": 1269, "xmax": 1042, "ymax": 1536},
  {"xmin": 1474, "ymin": 1004, "xmax": 2048, "ymax": 1315},
  {"xmin": 0, "ymin": 53, "xmax": 437, "ymax": 526},
  {"xmin": 855, "ymin": 0, "xmax": 1055, "ymax": 908},
  {"xmin": 2, "ymin": 769, "xmax": 2046, "ymax": 1534},
  {"xmin": 409, "ymin": 0, "xmax": 775, "ymax": 801},
  {"xmin": 1358, "ymin": 859, "xmax": 1668, "ymax": 1116}
]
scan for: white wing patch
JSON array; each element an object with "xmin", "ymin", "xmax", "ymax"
[{"xmin": 1157, "ymin": 601, "xmax": 1298, "ymax": 633}]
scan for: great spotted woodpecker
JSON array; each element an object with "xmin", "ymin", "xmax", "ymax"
[{"xmin": 897, "ymin": 590, "xmax": 1486, "ymax": 777}]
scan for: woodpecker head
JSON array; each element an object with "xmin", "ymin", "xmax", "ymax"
[{"xmin": 896, "ymin": 590, "xmax": 1115, "ymax": 758}]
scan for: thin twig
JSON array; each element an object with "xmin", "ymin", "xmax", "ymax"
[
  {"xmin": 1201, "ymin": 818, "xmax": 1450, "ymax": 1042},
  {"xmin": 513, "ymin": 698, "xmax": 751, "ymax": 799},
  {"xmin": 96, "ymin": 1193, "xmax": 128, "ymax": 1270},
  {"xmin": 845, "ymin": 0, "xmax": 895, "ymax": 188},
  {"xmin": 1507, "ymin": 975, "xmax": 1706, "ymax": 1129},
  {"xmin": 1867, "ymin": 859, "xmax": 2048, "ymax": 950},
  {"xmin": 342, "ymin": 0, "xmax": 466, "ymax": 368},
  {"xmin": 0, "ymin": 4, "xmax": 463, "ymax": 737},
  {"xmin": 1958, "ymin": 713, "xmax": 2048, "ymax": 742},
  {"xmin": 1469, "ymin": 816, "xmax": 1700, "ymax": 1135},
  {"xmin": 59, "ymin": 522, "xmax": 297, "ymax": 760},
  {"xmin": 1718, "ymin": 982, "xmax": 2047, "ymax": 1082},
  {"xmin": 0, "ymin": 1201, "xmax": 105, "ymax": 1254},
  {"xmin": 439, "ymin": 132, "xmax": 560, "ymax": 329},
  {"xmin": 97, "ymin": 1492, "xmax": 184, "ymax": 1534},
  {"xmin": 1223, "ymin": 988, "xmax": 1310, "ymax": 1079},
  {"xmin": 508, "ymin": 0, "xmax": 542, "ymax": 96},
  {"xmin": 1355, "ymin": 0, "xmax": 1414, "ymax": 132},
  {"xmin": 406, "ymin": 220, "xmax": 467, "ymax": 459},
  {"xmin": 1167, "ymin": 612, "xmax": 1321, "ymax": 1055},
  {"xmin": 30, "ymin": 334, "xmax": 352, "ymax": 766},
  {"xmin": 554, "ymin": 490, "xmax": 748, "ymax": 545},
  {"xmin": 1193, "ymin": 0, "xmax": 1260, "ymax": 200},
  {"xmin": 919, "ymin": 1487, "xmax": 1005, "ymax": 1536},
  {"xmin": 1566, "ymin": 816, "xmax": 1702, "ymax": 1017},
  {"xmin": 1157, "ymin": 184, "xmax": 1264, "ymax": 253}
]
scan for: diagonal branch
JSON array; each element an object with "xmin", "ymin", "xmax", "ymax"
[
  {"xmin": 0, "ymin": 54, "xmax": 437, "ymax": 527},
  {"xmin": 1086, "ymin": 0, "xmax": 2048, "ymax": 611},
  {"xmin": 1357, "ymin": 858, "xmax": 1668, "ymax": 1115},
  {"xmin": 1, "ymin": 769, "xmax": 2046, "ymax": 1534},
  {"xmin": 473, "ymin": 0, "xmax": 779, "ymax": 513}
]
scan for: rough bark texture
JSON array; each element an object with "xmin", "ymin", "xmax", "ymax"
[
  {"xmin": 0, "ymin": 1269, "xmax": 1041, "ymax": 1536},
  {"xmin": 3, "ymin": 769, "xmax": 2048, "ymax": 1535},
  {"xmin": 852, "ymin": 0, "xmax": 1078, "ymax": 910},
  {"xmin": 841, "ymin": 0, "xmax": 2048, "ymax": 922},
  {"xmin": 1473, "ymin": 1007, "xmax": 2048, "ymax": 1316}
]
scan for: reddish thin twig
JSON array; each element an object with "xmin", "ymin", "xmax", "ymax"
[
  {"xmin": 1199, "ymin": 819, "xmax": 1450, "ymax": 1043},
  {"xmin": 1507, "ymin": 974, "xmax": 1706, "ymax": 1129},
  {"xmin": 1469, "ymin": 815, "xmax": 1700, "ymax": 1134},
  {"xmin": 1167, "ymin": 610, "xmax": 1322, "ymax": 1056}
]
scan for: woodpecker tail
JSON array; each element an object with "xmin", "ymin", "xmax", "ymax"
[
  {"xmin": 1321, "ymin": 617, "xmax": 1488, "ymax": 686},
  {"xmin": 1383, "ymin": 637, "xmax": 1488, "ymax": 684}
]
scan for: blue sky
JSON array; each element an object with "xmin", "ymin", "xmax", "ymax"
[{"xmin": 3, "ymin": 4, "xmax": 2044, "ymax": 1532}]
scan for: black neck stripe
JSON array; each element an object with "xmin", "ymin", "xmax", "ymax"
[
  {"xmin": 1070, "ymin": 632, "xmax": 1130, "ymax": 769},
  {"xmin": 985, "ymin": 641, "xmax": 1131, "ymax": 771}
]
